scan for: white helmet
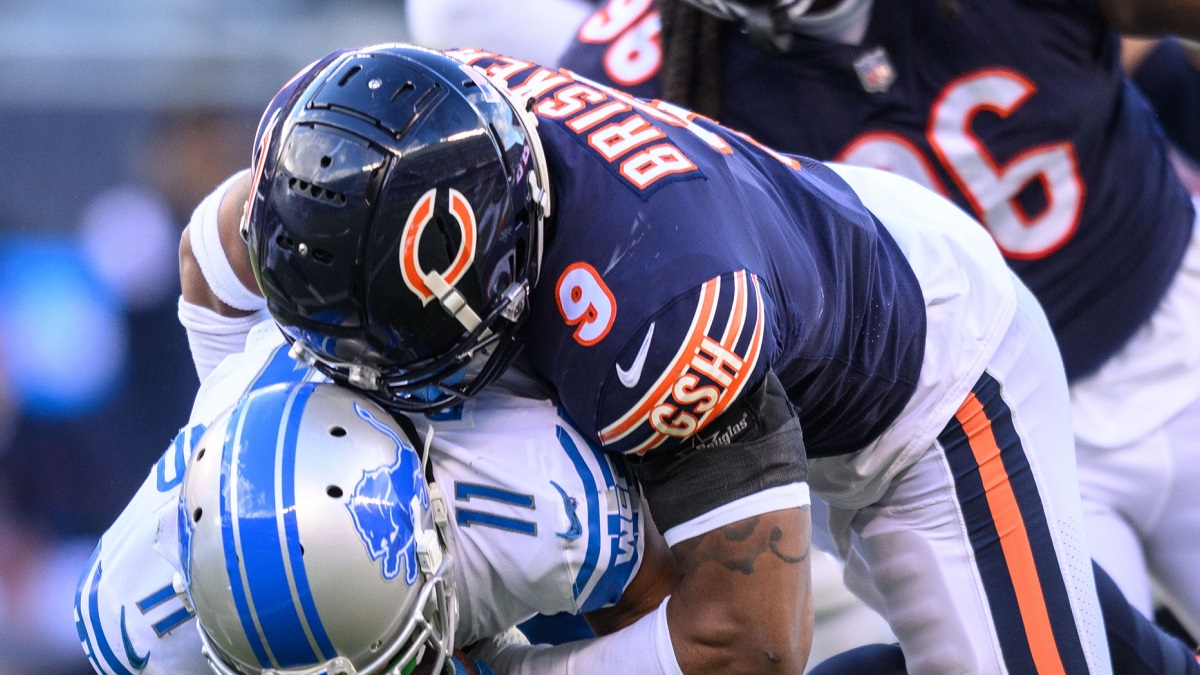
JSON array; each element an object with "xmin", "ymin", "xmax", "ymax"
[{"xmin": 178, "ymin": 381, "xmax": 457, "ymax": 675}]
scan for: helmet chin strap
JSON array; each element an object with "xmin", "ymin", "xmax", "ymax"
[
  {"xmin": 424, "ymin": 270, "xmax": 485, "ymax": 333},
  {"xmin": 419, "ymin": 424, "xmax": 454, "ymax": 576}
]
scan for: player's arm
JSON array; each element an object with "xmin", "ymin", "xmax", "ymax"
[
  {"xmin": 582, "ymin": 500, "xmax": 679, "ymax": 636},
  {"xmin": 1096, "ymin": 0, "xmax": 1200, "ymax": 37},
  {"xmin": 636, "ymin": 371, "xmax": 814, "ymax": 674},
  {"xmin": 179, "ymin": 169, "xmax": 257, "ymax": 316},
  {"xmin": 667, "ymin": 509, "xmax": 812, "ymax": 673},
  {"xmin": 481, "ymin": 373, "xmax": 814, "ymax": 674},
  {"xmin": 178, "ymin": 170, "xmax": 267, "ymax": 380},
  {"xmin": 76, "ymin": 426, "xmax": 210, "ymax": 675}
]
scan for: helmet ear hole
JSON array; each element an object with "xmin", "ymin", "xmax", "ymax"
[
  {"xmin": 192, "ymin": 507, "xmax": 203, "ymax": 523},
  {"xmin": 327, "ymin": 485, "xmax": 344, "ymax": 498},
  {"xmin": 330, "ymin": 426, "xmax": 347, "ymax": 437}
]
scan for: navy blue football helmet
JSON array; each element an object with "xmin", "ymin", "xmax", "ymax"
[{"xmin": 243, "ymin": 44, "xmax": 551, "ymax": 413}]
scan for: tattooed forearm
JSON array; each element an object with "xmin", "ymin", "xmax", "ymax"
[
  {"xmin": 666, "ymin": 507, "xmax": 814, "ymax": 672},
  {"xmin": 673, "ymin": 507, "xmax": 810, "ymax": 576},
  {"xmin": 770, "ymin": 525, "xmax": 807, "ymax": 564}
]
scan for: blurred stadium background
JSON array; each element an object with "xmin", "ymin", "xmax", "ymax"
[{"xmin": 0, "ymin": 3, "xmax": 408, "ymax": 673}]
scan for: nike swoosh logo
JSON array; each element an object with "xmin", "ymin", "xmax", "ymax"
[
  {"xmin": 615, "ymin": 323, "xmax": 655, "ymax": 389},
  {"xmin": 120, "ymin": 605, "xmax": 150, "ymax": 670},
  {"xmin": 550, "ymin": 481, "xmax": 582, "ymax": 540}
]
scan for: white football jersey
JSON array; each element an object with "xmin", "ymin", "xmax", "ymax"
[{"xmin": 75, "ymin": 321, "xmax": 645, "ymax": 674}]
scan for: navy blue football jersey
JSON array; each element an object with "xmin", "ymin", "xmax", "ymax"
[
  {"xmin": 447, "ymin": 48, "xmax": 926, "ymax": 459},
  {"xmin": 559, "ymin": 0, "xmax": 1196, "ymax": 381}
]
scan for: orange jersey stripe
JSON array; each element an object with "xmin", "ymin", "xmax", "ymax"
[
  {"xmin": 599, "ymin": 278, "xmax": 721, "ymax": 444},
  {"xmin": 710, "ymin": 272, "xmax": 764, "ymax": 416}
]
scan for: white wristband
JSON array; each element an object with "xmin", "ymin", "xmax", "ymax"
[
  {"xmin": 663, "ymin": 483, "xmax": 811, "ymax": 547},
  {"xmin": 178, "ymin": 297, "xmax": 270, "ymax": 381},
  {"xmin": 188, "ymin": 169, "xmax": 265, "ymax": 312}
]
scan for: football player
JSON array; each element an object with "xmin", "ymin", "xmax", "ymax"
[
  {"xmin": 80, "ymin": 317, "xmax": 933, "ymax": 675},
  {"xmin": 558, "ymin": 0, "xmax": 1200, "ymax": 647},
  {"xmin": 75, "ymin": 319, "xmax": 681, "ymax": 674},
  {"xmin": 182, "ymin": 43, "xmax": 1123, "ymax": 673}
]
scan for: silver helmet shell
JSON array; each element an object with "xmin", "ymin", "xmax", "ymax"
[{"xmin": 179, "ymin": 381, "xmax": 456, "ymax": 675}]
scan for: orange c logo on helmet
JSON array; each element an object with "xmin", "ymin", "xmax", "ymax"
[{"xmin": 399, "ymin": 188, "xmax": 478, "ymax": 304}]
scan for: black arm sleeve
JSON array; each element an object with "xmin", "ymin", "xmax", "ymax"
[{"xmin": 629, "ymin": 371, "xmax": 809, "ymax": 534}]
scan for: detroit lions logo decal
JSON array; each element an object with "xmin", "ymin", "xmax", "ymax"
[
  {"xmin": 345, "ymin": 403, "xmax": 430, "ymax": 585},
  {"xmin": 178, "ymin": 495, "xmax": 196, "ymax": 585}
]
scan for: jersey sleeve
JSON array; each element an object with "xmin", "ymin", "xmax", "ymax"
[
  {"xmin": 75, "ymin": 426, "xmax": 208, "ymax": 675},
  {"xmin": 544, "ymin": 269, "xmax": 812, "ymax": 543},
  {"xmin": 185, "ymin": 322, "xmax": 314, "ymax": 425},
  {"xmin": 418, "ymin": 386, "xmax": 645, "ymax": 645},
  {"xmin": 589, "ymin": 270, "xmax": 772, "ymax": 457},
  {"xmin": 78, "ymin": 325, "xmax": 318, "ymax": 674}
]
